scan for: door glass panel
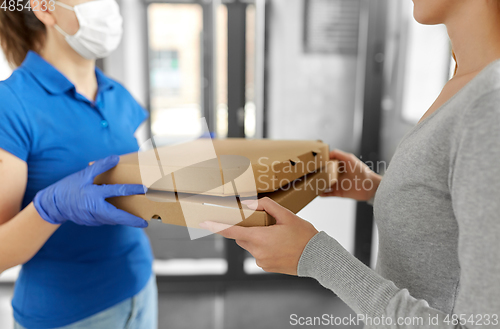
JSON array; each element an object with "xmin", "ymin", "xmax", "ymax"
[
  {"xmin": 245, "ymin": 4, "xmax": 256, "ymax": 138},
  {"xmin": 148, "ymin": 3, "xmax": 204, "ymax": 144},
  {"xmin": 215, "ymin": 4, "xmax": 256, "ymax": 138},
  {"xmin": 147, "ymin": 3, "xmax": 225, "ymax": 274},
  {"xmin": 242, "ymin": 3, "xmax": 264, "ymax": 274},
  {"xmin": 216, "ymin": 4, "xmax": 229, "ymax": 138}
]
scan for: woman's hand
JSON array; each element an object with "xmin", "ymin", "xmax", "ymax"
[
  {"xmin": 33, "ymin": 155, "xmax": 149, "ymax": 228},
  {"xmin": 321, "ymin": 149, "xmax": 381, "ymax": 201},
  {"xmin": 199, "ymin": 197, "xmax": 318, "ymax": 275}
]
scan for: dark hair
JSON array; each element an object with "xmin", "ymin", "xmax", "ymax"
[{"xmin": 0, "ymin": 3, "xmax": 46, "ymax": 67}]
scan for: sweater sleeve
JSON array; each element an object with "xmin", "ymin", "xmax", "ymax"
[{"xmin": 298, "ymin": 92, "xmax": 500, "ymax": 329}]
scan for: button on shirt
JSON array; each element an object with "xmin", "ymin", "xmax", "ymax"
[{"xmin": 0, "ymin": 51, "xmax": 153, "ymax": 329}]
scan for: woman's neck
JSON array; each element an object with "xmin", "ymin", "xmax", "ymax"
[
  {"xmin": 446, "ymin": 2, "xmax": 500, "ymax": 78},
  {"xmin": 39, "ymin": 31, "xmax": 98, "ymax": 102}
]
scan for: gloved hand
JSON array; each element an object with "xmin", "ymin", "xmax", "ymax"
[{"xmin": 34, "ymin": 155, "xmax": 148, "ymax": 228}]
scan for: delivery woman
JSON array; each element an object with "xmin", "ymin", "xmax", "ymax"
[
  {"xmin": 0, "ymin": 0, "xmax": 157, "ymax": 328},
  {"xmin": 202, "ymin": 0, "xmax": 500, "ymax": 327}
]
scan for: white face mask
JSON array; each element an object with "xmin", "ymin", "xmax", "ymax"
[{"xmin": 54, "ymin": 0, "xmax": 123, "ymax": 60}]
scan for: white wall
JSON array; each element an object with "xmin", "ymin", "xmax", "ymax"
[
  {"xmin": 267, "ymin": 0, "xmax": 359, "ymax": 152},
  {"xmin": 104, "ymin": 0, "xmax": 150, "ymax": 145},
  {"xmin": 0, "ymin": 50, "xmax": 12, "ymax": 81},
  {"xmin": 267, "ymin": 0, "xmax": 359, "ymax": 253}
]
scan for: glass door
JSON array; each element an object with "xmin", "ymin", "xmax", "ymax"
[
  {"xmin": 144, "ymin": 0, "xmax": 261, "ymax": 279},
  {"xmin": 148, "ymin": 3, "xmax": 204, "ymax": 145},
  {"xmin": 145, "ymin": 1, "xmax": 226, "ymax": 276}
]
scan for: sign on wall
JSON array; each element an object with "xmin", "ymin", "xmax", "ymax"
[{"xmin": 303, "ymin": 0, "xmax": 361, "ymax": 55}]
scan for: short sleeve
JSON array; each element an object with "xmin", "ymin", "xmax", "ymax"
[{"xmin": 0, "ymin": 83, "xmax": 32, "ymax": 161}]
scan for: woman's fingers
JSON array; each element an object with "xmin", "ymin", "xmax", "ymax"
[
  {"xmin": 85, "ymin": 155, "xmax": 120, "ymax": 181},
  {"xmin": 199, "ymin": 209, "xmax": 318, "ymax": 276},
  {"xmin": 319, "ymin": 179, "xmax": 343, "ymax": 197},
  {"xmin": 320, "ymin": 189, "xmax": 342, "ymax": 197},
  {"xmin": 103, "ymin": 203, "xmax": 149, "ymax": 228},
  {"xmin": 329, "ymin": 149, "xmax": 354, "ymax": 162},
  {"xmin": 243, "ymin": 197, "xmax": 293, "ymax": 224},
  {"xmin": 98, "ymin": 184, "xmax": 147, "ymax": 198},
  {"xmin": 235, "ymin": 239, "xmax": 250, "ymax": 250}
]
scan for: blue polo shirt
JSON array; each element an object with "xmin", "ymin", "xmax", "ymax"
[{"xmin": 0, "ymin": 51, "xmax": 154, "ymax": 328}]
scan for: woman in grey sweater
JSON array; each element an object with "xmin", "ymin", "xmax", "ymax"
[{"xmin": 200, "ymin": 0, "xmax": 500, "ymax": 327}]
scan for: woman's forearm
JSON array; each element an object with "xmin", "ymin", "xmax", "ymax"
[
  {"xmin": 298, "ymin": 232, "xmax": 498, "ymax": 329},
  {"xmin": 0, "ymin": 203, "xmax": 59, "ymax": 273}
]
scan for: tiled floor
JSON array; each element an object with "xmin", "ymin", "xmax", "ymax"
[
  {"xmin": 150, "ymin": 281, "xmax": 362, "ymax": 329},
  {"xmin": 0, "ymin": 282, "xmax": 360, "ymax": 329},
  {"xmin": 224, "ymin": 285, "xmax": 361, "ymax": 329}
]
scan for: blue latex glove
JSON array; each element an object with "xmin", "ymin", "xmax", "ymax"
[{"xmin": 34, "ymin": 155, "xmax": 148, "ymax": 228}]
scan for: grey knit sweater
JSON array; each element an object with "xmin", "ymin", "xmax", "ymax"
[{"xmin": 298, "ymin": 59, "xmax": 500, "ymax": 328}]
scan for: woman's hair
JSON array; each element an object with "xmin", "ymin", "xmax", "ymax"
[{"xmin": 0, "ymin": 3, "xmax": 45, "ymax": 68}]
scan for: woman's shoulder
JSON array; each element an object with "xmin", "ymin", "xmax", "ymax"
[
  {"xmin": 0, "ymin": 73, "xmax": 25, "ymax": 109},
  {"xmin": 465, "ymin": 86, "xmax": 500, "ymax": 117},
  {"xmin": 0, "ymin": 67, "xmax": 37, "ymax": 100},
  {"xmin": 465, "ymin": 60, "xmax": 500, "ymax": 104},
  {"xmin": 452, "ymin": 85, "xmax": 500, "ymax": 148},
  {"xmin": 1, "ymin": 63, "xmax": 33, "ymax": 83},
  {"xmin": 447, "ymin": 61, "xmax": 500, "ymax": 122},
  {"xmin": 0, "ymin": 69, "xmax": 40, "ymax": 127}
]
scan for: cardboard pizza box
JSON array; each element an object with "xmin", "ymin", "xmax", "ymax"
[
  {"xmin": 94, "ymin": 138, "xmax": 330, "ymax": 197},
  {"xmin": 106, "ymin": 161, "xmax": 338, "ymax": 228}
]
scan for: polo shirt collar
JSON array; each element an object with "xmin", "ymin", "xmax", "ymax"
[
  {"xmin": 95, "ymin": 67, "xmax": 115, "ymax": 92},
  {"xmin": 22, "ymin": 51, "xmax": 115, "ymax": 95}
]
